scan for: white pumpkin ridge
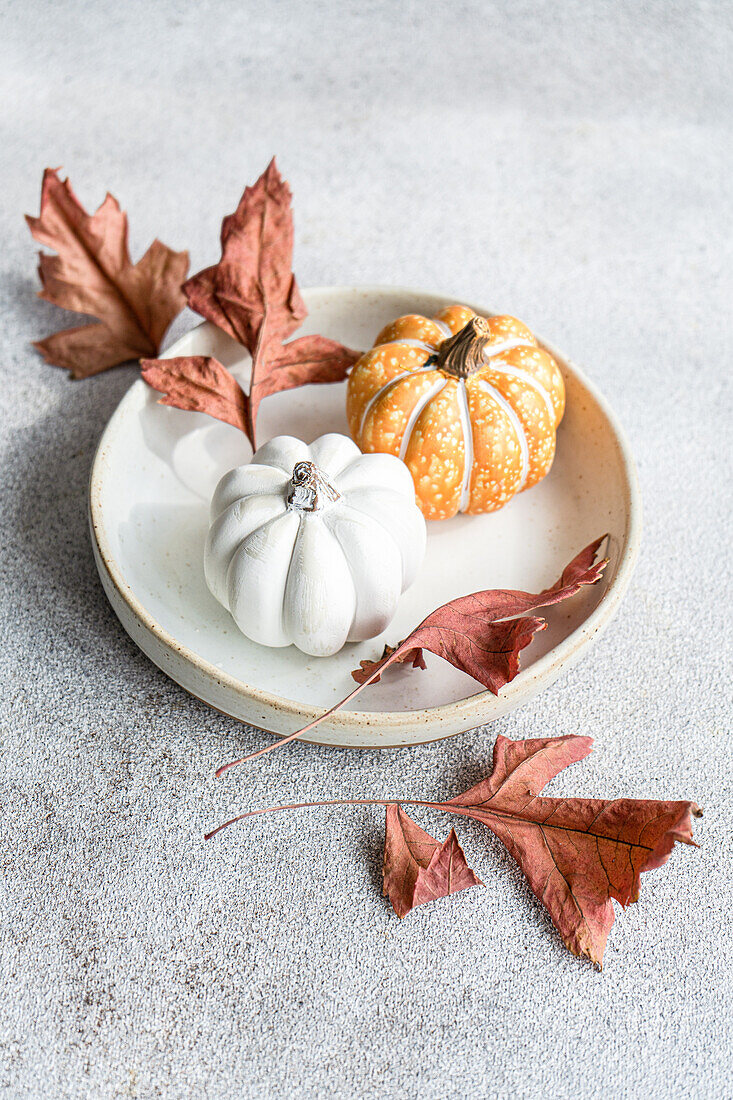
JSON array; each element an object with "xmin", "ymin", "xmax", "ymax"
[{"xmin": 205, "ymin": 433, "xmax": 426, "ymax": 658}]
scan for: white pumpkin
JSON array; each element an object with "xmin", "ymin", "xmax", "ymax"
[{"xmin": 205, "ymin": 433, "xmax": 426, "ymax": 657}]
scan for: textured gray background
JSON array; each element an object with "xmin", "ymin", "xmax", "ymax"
[{"xmin": 1, "ymin": 2, "xmax": 731, "ymax": 1097}]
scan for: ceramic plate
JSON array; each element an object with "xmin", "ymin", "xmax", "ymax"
[{"xmin": 89, "ymin": 286, "xmax": 641, "ymax": 747}]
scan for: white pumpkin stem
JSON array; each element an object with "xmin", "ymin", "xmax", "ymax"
[
  {"xmin": 287, "ymin": 460, "xmax": 340, "ymax": 512},
  {"xmin": 433, "ymin": 316, "xmax": 492, "ymax": 378}
]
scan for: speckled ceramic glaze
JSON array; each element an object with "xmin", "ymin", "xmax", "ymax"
[{"xmin": 89, "ymin": 286, "xmax": 641, "ymax": 748}]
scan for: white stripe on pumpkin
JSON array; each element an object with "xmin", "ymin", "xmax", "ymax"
[{"xmin": 456, "ymin": 380, "xmax": 474, "ymax": 512}]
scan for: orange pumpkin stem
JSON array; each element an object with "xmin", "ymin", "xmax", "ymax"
[{"xmin": 433, "ymin": 316, "xmax": 492, "ymax": 379}]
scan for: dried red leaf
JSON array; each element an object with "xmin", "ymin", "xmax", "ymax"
[
  {"xmin": 207, "ymin": 734, "xmax": 701, "ymax": 966},
  {"xmin": 354, "ymin": 642, "xmax": 427, "ymax": 683},
  {"xmin": 183, "ymin": 157, "xmax": 306, "ymax": 350},
  {"xmin": 249, "ymin": 333, "xmax": 361, "ymax": 430},
  {"xmin": 383, "ymin": 805, "xmax": 482, "ymax": 918},
  {"xmin": 140, "ymin": 356, "xmax": 247, "ymax": 434},
  {"xmin": 176, "ymin": 158, "xmax": 358, "ymax": 445},
  {"xmin": 217, "ymin": 537, "xmax": 609, "ymax": 771},
  {"xmin": 26, "ymin": 168, "xmax": 189, "ymax": 378},
  {"xmin": 434, "ymin": 734, "xmax": 701, "ymax": 965},
  {"xmin": 352, "ymin": 537, "xmax": 608, "ymax": 692}
]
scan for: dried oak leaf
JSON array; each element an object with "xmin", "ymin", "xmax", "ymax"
[
  {"xmin": 353, "ymin": 536, "xmax": 608, "ymax": 692},
  {"xmin": 209, "ymin": 732, "xmax": 701, "ymax": 966},
  {"xmin": 383, "ymin": 805, "xmax": 482, "ymax": 918},
  {"xmin": 432, "ymin": 734, "xmax": 701, "ymax": 966},
  {"xmin": 144, "ymin": 158, "xmax": 359, "ymax": 447},
  {"xmin": 26, "ymin": 168, "xmax": 189, "ymax": 378},
  {"xmin": 217, "ymin": 537, "xmax": 609, "ymax": 771}
]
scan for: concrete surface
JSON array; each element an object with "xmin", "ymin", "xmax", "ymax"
[{"xmin": 1, "ymin": 1, "xmax": 731, "ymax": 1097}]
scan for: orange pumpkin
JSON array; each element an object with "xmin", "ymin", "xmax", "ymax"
[{"xmin": 346, "ymin": 305, "xmax": 565, "ymax": 520}]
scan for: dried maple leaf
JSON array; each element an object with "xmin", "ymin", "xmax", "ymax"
[
  {"xmin": 216, "ymin": 536, "xmax": 608, "ymax": 771},
  {"xmin": 352, "ymin": 536, "xmax": 608, "ymax": 690},
  {"xmin": 140, "ymin": 356, "xmax": 247, "ymax": 434},
  {"xmin": 383, "ymin": 805, "xmax": 482, "ymax": 918},
  {"xmin": 144, "ymin": 158, "xmax": 359, "ymax": 446},
  {"xmin": 248, "ymin": 333, "xmax": 360, "ymax": 433},
  {"xmin": 183, "ymin": 157, "xmax": 306, "ymax": 351},
  {"xmin": 141, "ymin": 334, "xmax": 357, "ymax": 445},
  {"xmin": 207, "ymin": 734, "xmax": 701, "ymax": 967},
  {"xmin": 26, "ymin": 168, "xmax": 189, "ymax": 378}
]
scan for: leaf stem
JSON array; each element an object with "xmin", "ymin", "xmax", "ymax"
[
  {"xmin": 204, "ymin": 797, "xmax": 441, "ymax": 840},
  {"xmin": 246, "ymin": 307, "xmax": 269, "ymax": 447},
  {"xmin": 214, "ymin": 657, "xmax": 396, "ymax": 775},
  {"xmin": 214, "ymin": 537, "xmax": 608, "ymax": 775},
  {"xmin": 205, "ymin": 794, "xmax": 696, "ymax": 855}
]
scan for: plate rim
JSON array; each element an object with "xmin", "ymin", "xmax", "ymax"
[{"xmin": 89, "ymin": 284, "xmax": 642, "ymax": 740}]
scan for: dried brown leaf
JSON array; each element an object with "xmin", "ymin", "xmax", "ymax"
[
  {"xmin": 383, "ymin": 805, "xmax": 482, "ymax": 918},
  {"xmin": 217, "ymin": 538, "xmax": 609, "ymax": 770},
  {"xmin": 435, "ymin": 734, "xmax": 702, "ymax": 966},
  {"xmin": 183, "ymin": 157, "xmax": 306, "ymax": 350},
  {"xmin": 178, "ymin": 158, "xmax": 358, "ymax": 445},
  {"xmin": 352, "ymin": 537, "xmax": 608, "ymax": 692},
  {"xmin": 140, "ymin": 356, "xmax": 248, "ymax": 434},
  {"xmin": 27, "ymin": 168, "xmax": 188, "ymax": 378},
  {"xmin": 208, "ymin": 734, "xmax": 701, "ymax": 967}
]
